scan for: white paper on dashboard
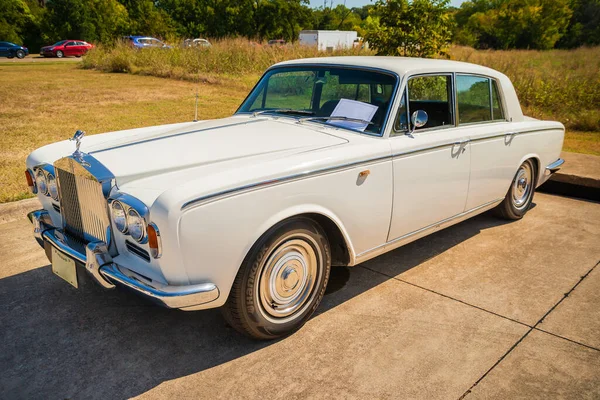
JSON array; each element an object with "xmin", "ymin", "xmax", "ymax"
[{"xmin": 328, "ymin": 98, "xmax": 379, "ymax": 131}]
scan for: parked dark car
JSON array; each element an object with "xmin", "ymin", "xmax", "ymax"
[
  {"xmin": 0, "ymin": 41, "xmax": 29, "ymax": 59},
  {"xmin": 123, "ymin": 36, "xmax": 171, "ymax": 49},
  {"xmin": 268, "ymin": 39, "xmax": 286, "ymax": 46},
  {"xmin": 40, "ymin": 40, "xmax": 94, "ymax": 58}
]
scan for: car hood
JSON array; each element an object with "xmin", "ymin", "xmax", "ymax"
[{"xmin": 28, "ymin": 116, "xmax": 352, "ymax": 205}]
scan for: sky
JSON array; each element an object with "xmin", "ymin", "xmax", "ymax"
[{"xmin": 309, "ymin": 0, "xmax": 466, "ymax": 8}]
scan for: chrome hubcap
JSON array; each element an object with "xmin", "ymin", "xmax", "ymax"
[
  {"xmin": 258, "ymin": 237, "xmax": 320, "ymax": 321},
  {"xmin": 512, "ymin": 162, "xmax": 533, "ymax": 209}
]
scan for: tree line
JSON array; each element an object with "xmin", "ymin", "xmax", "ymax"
[{"xmin": 2, "ymin": 0, "xmax": 599, "ymax": 53}]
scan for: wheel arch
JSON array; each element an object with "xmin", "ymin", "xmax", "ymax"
[
  {"xmin": 243, "ymin": 207, "xmax": 356, "ymax": 270},
  {"xmin": 517, "ymin": 153, "xmax": 541, "ymax": 186}
]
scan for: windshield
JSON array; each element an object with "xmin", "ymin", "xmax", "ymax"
[
  {"xmin": 237, "ymin": 66, "xmax": 397, "ymax": 135},
  {"xmin": 52, "ymin": 40, "xmax": 67, "ymax": 46}
]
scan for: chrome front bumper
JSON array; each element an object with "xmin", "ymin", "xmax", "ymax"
[{"xmin": 28, "ymin": 210, "xmax": 219, "ymax": 309}]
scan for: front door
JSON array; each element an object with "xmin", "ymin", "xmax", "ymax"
[
  {"xmin": 64, "ymin": 41, "xmax": 77, "ymax": 56},
  {"xmin": 388, "ymin": 74, "xmax": 471, "ymax": 241}
]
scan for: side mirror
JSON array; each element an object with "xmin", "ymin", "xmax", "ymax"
[{"xmin": 407, "ymin": 110, "xmax": 428, "ymax": 138}]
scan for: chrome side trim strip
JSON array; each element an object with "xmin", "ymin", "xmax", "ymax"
[
  {"xmin": 182, "ymin": 140, "xmax": 476, "ymax": 211},
  {"xmin": 469, "ymin": 127, "xmax": 560, "ymax": 143},
  {"xmin": 181, "ymin": 127, "xmax": 559, "ymax": 211},
  {"xmin": 356, "ymin": 197, "xmax": 504, "ymax": 259},
  {"xmin": 181, "ymin": 154, "xmax": 393, "ymax": 210},
  {"xmin": 391, "ymin": 140, "xmax": 469, "ymax": 158}
]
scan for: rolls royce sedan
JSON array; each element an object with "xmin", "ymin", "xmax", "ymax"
[{"xmin": 26, "ymin": 57, "xmax": 564, "ymax": 339}]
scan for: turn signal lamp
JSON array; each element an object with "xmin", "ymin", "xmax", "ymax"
[{"xmin": 147, "ymin": 222, "xmax": 162, "ymax": 259}]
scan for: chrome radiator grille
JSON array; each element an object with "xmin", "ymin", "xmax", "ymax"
[{"xmin": 55, "ymin": 158, "xmax": 110, "ymax": 243}]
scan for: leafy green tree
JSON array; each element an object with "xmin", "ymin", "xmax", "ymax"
[
  {"xmin": 366, "ymin": 0, "xmax": 453, "ymax": 57},
  {"xmin": 42, "ymin": 0, "xmax": 129, "ymax": 44},
  {"xmin": 454, "ymin": 0, "xmax": 573, "ymax": 50},
  {"xmin": 557, "ymin": 0, "xmax": 600, "ymax": 48},
  {"xmin": 118, "ymin": 0, "xmax": 176, "ymax": 38},
  {"xmin": 0, "ymin": 0, "xmax": 36, "ymax": 44}
]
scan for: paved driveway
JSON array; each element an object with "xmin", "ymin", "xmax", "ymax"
[{"xmin": 0, "ymin": 193, "xmax": 598, "ymax": 399}]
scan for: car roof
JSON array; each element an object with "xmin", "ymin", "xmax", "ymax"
[{"xmin": 273, "ymin": 56, "xmax": 504, "ymax": 79}]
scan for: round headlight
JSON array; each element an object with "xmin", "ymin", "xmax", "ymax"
[
  {"xmin": 47, "ymin": 173, "xmax": 59, "ymax": 201},
  {"xmin": 111, "ymin": 201, "xmax": 127, "ymax": 233},
  {"xmin": 35, "ymin": 169, "xmax": 48, "ymax": 195},
  {"xmin": 127, "ymin": 208, "xmax": 145, "ymax": 242}
]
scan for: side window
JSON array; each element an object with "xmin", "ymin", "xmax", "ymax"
[
  {"xmin": 396, "ymin": 75, "xmax": 452, "ymax": 132},
  {"xmin": 456, "ymin": 75, "xmax": 492, "ymax": 124},
  {"xmin": 66, "ymin": 41, "xmax": 76, "ymax": 46},
  {"xmin": 491, "ymin": 80, "xmax": 505, "ymax": 120}
]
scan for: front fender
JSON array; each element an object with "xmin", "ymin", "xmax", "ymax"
[{"xmin": 175, "ymin": 159, "xmax": 393, "ymax": 306}]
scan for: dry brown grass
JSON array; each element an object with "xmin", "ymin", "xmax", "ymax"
[
  {"xmin": 0, "ymin": 62, "xmax": 251, "ymax": 203},
  {"xmin": 449, "ymin": 46, "xmax": 600, "ymax": 132},
  {"xmin": 1, "ymin": 47, "xmax": 599, "ymax": 204}
]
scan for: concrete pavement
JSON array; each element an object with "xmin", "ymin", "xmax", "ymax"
[
  {"xmin": 542, "ymin": 151, "xmax": 600, "ymax": 201},
  {"xmin": 0, "ymin": 193, "xmax": 598, "ymax": 399}
]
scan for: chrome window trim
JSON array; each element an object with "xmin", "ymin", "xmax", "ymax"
[{"xmin": 235, "ymin": 63, "xmax": 401, "ymax": 138}]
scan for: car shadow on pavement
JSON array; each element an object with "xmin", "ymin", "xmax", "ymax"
[{"xmin": 0, "ymin": 210, "xmax": 514, "ymax": 399}]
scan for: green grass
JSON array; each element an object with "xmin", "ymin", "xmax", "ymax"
[
  {"xmin": 1, "ymin": 45, "xmax": 599, "ymax": 204},
  {"xmin": 0, "ymin": 62, "xmax": 250, "ymax": 203}
]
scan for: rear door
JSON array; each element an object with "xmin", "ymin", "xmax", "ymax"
[{"xmin": 455, "ymin": 75, "xmax": 521, "ymax": 209}]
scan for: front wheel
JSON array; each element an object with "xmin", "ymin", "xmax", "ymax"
[
  {"xmin": 494, "ymin": 159, "xmax": 536, "ymax": 220},
  {"xmin": 16, "ymin": 50, "xmax": 25, "ymax": 59},
  {"xmin": 222, "ymin": 218, "xmax": 331, "ymax": 339},
  {"xmin": 55, "ymin": 50, "xmax": 64, "ymax": 58}
]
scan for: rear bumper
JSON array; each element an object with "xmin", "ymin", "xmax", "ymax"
[
  {"xmin": 545, "ymin": 158, "xmax": 565, "ymax": 175},
  {"xmin": 28, "ymin": 209, "xmax": 219, "ymax": 309}
]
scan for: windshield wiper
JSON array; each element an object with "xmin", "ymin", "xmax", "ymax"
[
  {"xmin": 251, "ymin": 109, "xmax": 315, "ymax": 118},
  {"xmin": 298, "ymin": 116, "xmax": 379, "ymax": 129}
]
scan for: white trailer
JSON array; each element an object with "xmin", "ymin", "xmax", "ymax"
[{"xmin": 299, "ymin": 30, "xmax": 358, "ymax": 51}]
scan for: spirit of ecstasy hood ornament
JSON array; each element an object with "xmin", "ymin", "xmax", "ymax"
[{"xmin": 70, "ymin": 130, "xmax": 89, "ymax": 165}]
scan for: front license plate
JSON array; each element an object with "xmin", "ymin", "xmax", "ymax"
[{"xmin": 51, "ymin": 247, "xmax": 78, "ymax": 288}]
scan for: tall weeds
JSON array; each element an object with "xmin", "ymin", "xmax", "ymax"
[{"xmin": 83, "ymin": 40, "xmax": 600, "ymax": 131}]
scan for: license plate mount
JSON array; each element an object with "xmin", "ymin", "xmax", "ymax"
[{"xmin": 51, "ymin": 247, "xmax": 78, "ymax": 288}]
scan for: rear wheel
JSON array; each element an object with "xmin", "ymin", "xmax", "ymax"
[
  {"xmin": 16, "ymin": 50, "xmax": 25, "ymax": 59},
  {"xmin": 222, "ymin": 218, "xmax": 331, "ymax": 339},
  {"xmin": 494, "ymin": 159, "xmax": 536, "ymax": 220},
  {"xmin": 56, "ymin": 50, "xmax": 64, "ymax": 58}
]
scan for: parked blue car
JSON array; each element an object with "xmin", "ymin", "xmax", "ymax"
[
  {"xmin": 0, "ymin": 41, "xmax": 29, "ymax": 59},
  {"xmin": 122, "ymin": 36, "xmax": 171, "ymax": 49}
]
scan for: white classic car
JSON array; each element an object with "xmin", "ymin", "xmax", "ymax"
[{"xmin": 26, "ymin": 57, "xmax": 564, "ymax": 339}]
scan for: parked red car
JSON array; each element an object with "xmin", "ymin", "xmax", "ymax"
[{"xmin": 40, "ymin": 40, "xmax": 94, "ymax": 58}]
